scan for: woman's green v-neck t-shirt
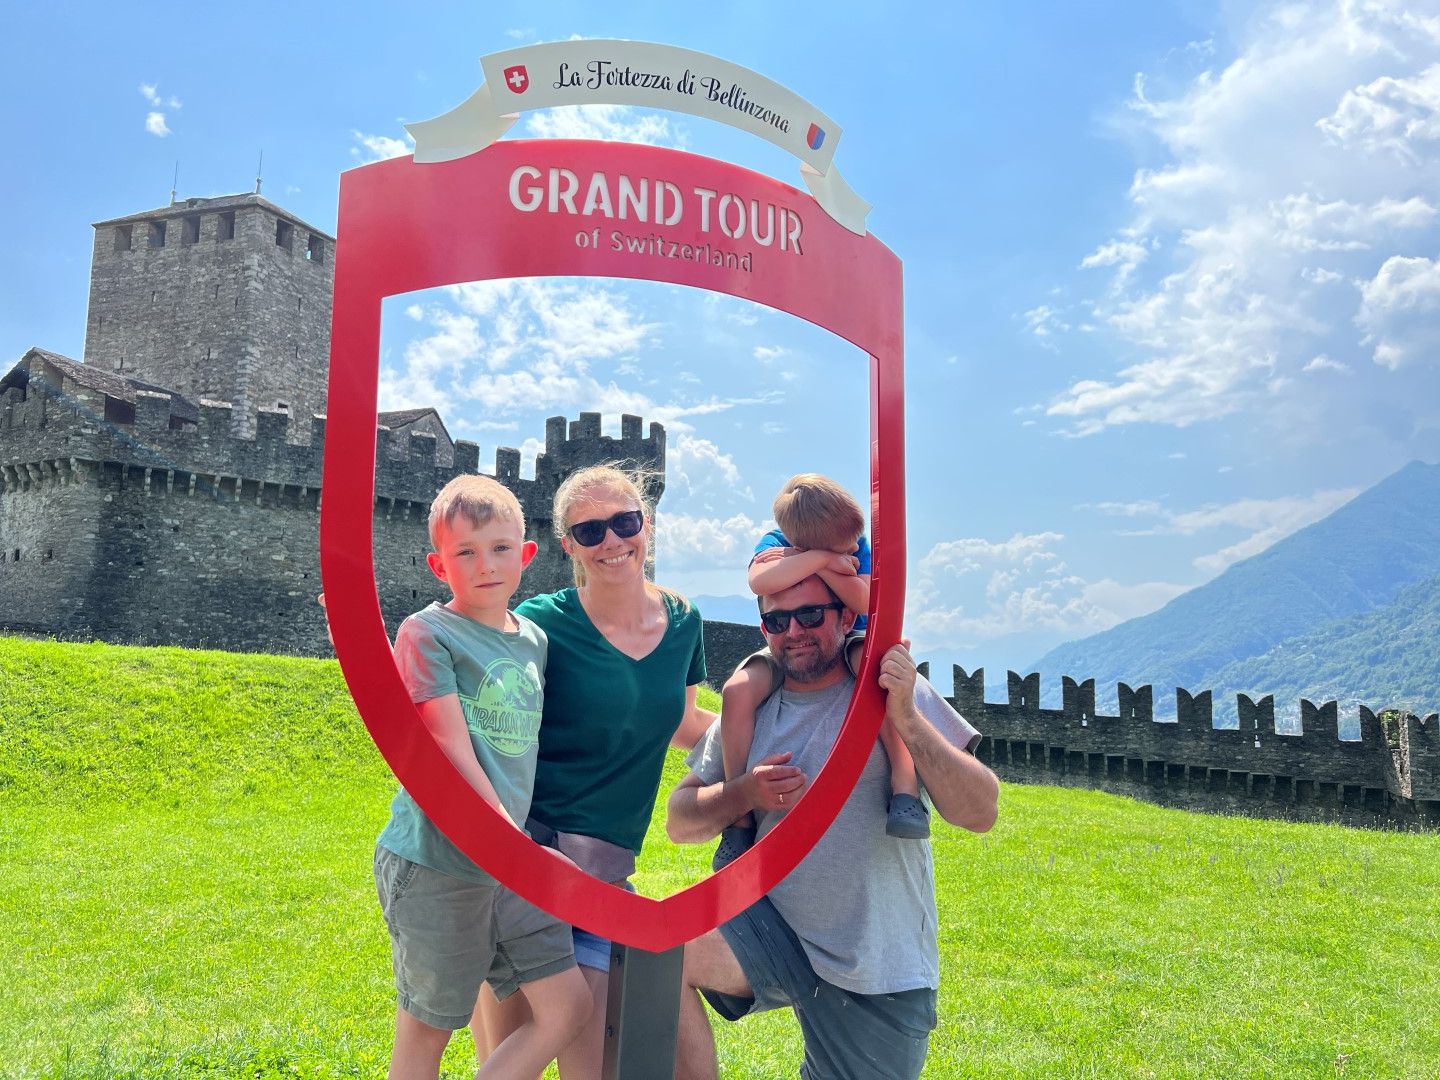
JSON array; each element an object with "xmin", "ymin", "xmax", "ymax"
[{"xmin": 517, "ymin": 587, "xmax": 706, "ymax": 852}]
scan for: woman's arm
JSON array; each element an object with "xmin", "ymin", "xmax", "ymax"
[{"xmin": 671, "ymin": 684, "xmax": 717, "ymax": 751}]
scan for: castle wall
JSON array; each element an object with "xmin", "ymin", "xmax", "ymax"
[
  {"xmin": 85, "ymin": 201, "xmax": 333, "ymax": 436},
  {"xmin": 924, "ymin": 664, "xmax": 1440, "ymax": 830},
  {"xmin": 0, "ymin": 460, "xmax": 105, "ymax": 634},
  {"xmin": 0, "ymin": 392, "xmax": 663, "ymax": 657}
]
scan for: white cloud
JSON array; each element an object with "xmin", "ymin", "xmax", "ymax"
[
  {"xmin": 654, "ymin": 511, "xmax": 763, "ymax": 571},
  {"xmin": 753, "ymin": 345, "xmax": 787, "ymax": 361},
  {"xmin": 1090, "ymin": 486, "xmax": 1361, "ymax": 574},
  {"xmin": 1317, "ymin": 63, "xmax": 1440, "ymax": 162},
  {"xmin": 668, "ymin": 433, "xmax": 752, "ymax": 503},
  {"xmin": 1023, "ymin": 304, "xmax": 1070, "ymax": 344},
  {"xmin": 139, "ymin": 83, "xmax": 181, "ymax": 109},
  {"xmin": 904, "ymin": 531, "xmax": 1188, "ymax": 651},
  {"xmin": 1045, "ymin": 0, "xmax": 1440, "ymax": 436},
  {"xmin": 381, "ymin": 279, "xmax": 779, "ymax": 440},
  {"xmin": 139, "ymin": 83, "xmax": 180, "ymax": 138},
  {"xmin": 1355, "ymin": 253, "xmax": 1440, "ymax": 368},
  {"xmin": 350, "ymin": 130, "xmax": 413, "ymax": 162},
  {"xmin": 1303, "ymin": 353, "xmax": 1351, "ymax": 372},
  {"xmin": 523, "ymin": 104, "xmax": 682, "ymax": 147},
  {"xmin": 1080, "ymin": 238, "xmax": 1149, "ymax": 288}
]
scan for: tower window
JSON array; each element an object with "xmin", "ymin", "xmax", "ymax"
[
  {"xmin": 182, "ymin": 215, "xmax": 201, "ymax": 245},
  {"xmin": 297, "ymin": 296, "xmax": 302, "ymax": 312},
  {"xmin": 214, "ymin": 283, "xmax": 220, "ymax": 299},
  {"xmin": 218, "ymin": 211, "xmax": 236, "ymax": 240},
  {"xmin": 306, "ymin": 235, "xmax": 325, "ymax": 263},
  {"xmin": 148, "ymin": 221, "xmax": 166, "ymax": 248},
  {"xmin": 275, "ymin": 220, "xmax": 294, "ymax": 251},
  {"xmin": 114, "ymin": 224, "xmax": 133, "ymax": 252}
]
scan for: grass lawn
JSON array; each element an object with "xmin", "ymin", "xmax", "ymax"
[{"xmin": 2, "ymin": 635, "xmax": 1438, "ymax": 1077}]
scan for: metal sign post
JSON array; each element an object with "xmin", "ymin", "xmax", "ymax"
[{"xmin": 602, "ymin": 944, "xmax": 685, "ymax": 1079}]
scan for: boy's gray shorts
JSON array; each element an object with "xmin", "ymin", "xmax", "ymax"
[
  {"xmin": 700, "ymin": 896, "xmax": 937, "ymax": 1080},
  {"xmin": 374, "ymin": 845, "xmax": 575, "ymax": 1030}
]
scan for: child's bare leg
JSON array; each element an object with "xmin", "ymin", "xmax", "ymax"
[
  {"xmin": 476, "ymin": 967, "xmax": 590, "ymax": 1079},
  {"xmin": 471, "ymin": 984, "xmax": 538, "ymax": 1079},
  {"xmin": 880, "ymin": 718, "xmax": 930, "ymax": 839},
  {"xmin": 720, "ymin": 660, "xmax": 776, "ymax": 829},
  {"xmin": 879, "ymin": 718, "xmax": 918, "ymax": 797},
  {"xmin": 389, "ymin": 1008, "xmax": 451, "ymax": 1080}
]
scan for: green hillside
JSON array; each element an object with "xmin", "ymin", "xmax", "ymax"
[
  {"xmin": 1032, "ymin": 460, "xmax": 1440, "ymax": 715},
  {"xmin": 3, "ymin": 635, "xmax": 1439, "ymax": 1078},
  {"xmin": 1206, "ymin": 571, "xmax": 1440, "ymax": 729}
]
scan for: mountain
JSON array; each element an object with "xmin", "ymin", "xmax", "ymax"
[
  {"xmin": 691, "ymin": 594, "xmax": 760, "ymax": 626},
  {"xmin": 1205, "ymin": 571, "xmax": 1440, "ymax": 723},
  {"xmin": 1030, "ymin": 460, "xmax": 1440, "ymax": 716}
]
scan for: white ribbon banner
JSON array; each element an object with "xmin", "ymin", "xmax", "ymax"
[{"xmin": 405, "ymin": 39, "xmax": 871, "ymax": 235}]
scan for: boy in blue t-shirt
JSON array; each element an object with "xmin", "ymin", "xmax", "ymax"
[
  {"xmin": 371, "ymin": 474, "xmax": 589, "ymax": 1078},
  {"xmin": 716, "ymin": 474, "xmax": 925, "ymax": 867}
]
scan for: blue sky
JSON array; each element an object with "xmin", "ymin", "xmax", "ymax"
[{"xmin": 6, "ymin": 2, "xmax": 1440, "ymax": 679}]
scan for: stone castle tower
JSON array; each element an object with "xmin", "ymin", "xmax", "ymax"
[
  {"xmin": 84, "ymin": 194, "xmax": 333, "ymax": 436},
  {"xmin": 0, "ymin": 194, "xmax": 668, "ymax": 654}
]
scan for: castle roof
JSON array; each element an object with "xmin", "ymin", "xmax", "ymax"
[
  {"xmin": 3, "ymin": 348, "xmax": 201, "ymax": 424},
  {"xmin": 92, "ymin": 193, "xmax": 335, "ymax": 241},
  {"xmin": 379, "ymin": 407, "xmax": 453, "ymax": 441}
]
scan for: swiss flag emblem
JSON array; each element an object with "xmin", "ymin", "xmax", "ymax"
[{"xmin": 504, "ymin": 65, "xmax": 530, "ymax": 94}]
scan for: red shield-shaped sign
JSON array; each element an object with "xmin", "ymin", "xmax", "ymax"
[
  {"xmin": 322, "ymin": 139, "xmax": 904, "ymax": 952},
  {"xmin": 503, "ymin": 65, "xmax": 529, "ymax": 94}
]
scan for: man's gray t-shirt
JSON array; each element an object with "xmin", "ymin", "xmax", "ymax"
[
  {"xmin": 377, "ymin": 602, "xmax": 547, "ymax": 885},
  {"xmin": 690, "ymin": 674, "xmax": 980, "ymax": 996}
]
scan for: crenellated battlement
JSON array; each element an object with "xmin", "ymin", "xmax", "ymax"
[
  {"xmin": 927, "ymin": 664, "xmax": 1440, "ymax": 829},
  {"xmin": 2, "ymin": 359, "xmax": 662, "ymax": 516},
  {"xmin": 1, "ymin": 358, "xmax": 668, "ymax": 657}
]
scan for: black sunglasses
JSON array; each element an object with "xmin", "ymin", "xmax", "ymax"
[
  {"xmin": 760, "ymin": 602, "xmax": 845, "ymax": 635},
  {"xmin": 566, "ymin": 509, "xmax": 645, "ymax": 547}
]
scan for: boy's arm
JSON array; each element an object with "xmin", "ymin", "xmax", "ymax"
[
  {"xmin": 816, "ymin": 569, "xmax": 870, "ymax": 620},
  {"xmin": 748, "ymin": 547, "xmax": 843, "ymax": 596},
  {"xmin": 879, "ymin": 644, "xmax": 998, "ymax": 833},
  {"xmin": 415, "ymin": 694, "xmax": 519, "ymax": 830}
]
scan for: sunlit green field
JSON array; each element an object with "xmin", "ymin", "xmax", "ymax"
[{"xmin": 3, "ymin": 636, "xmax": 1437, "ymax": 1078}]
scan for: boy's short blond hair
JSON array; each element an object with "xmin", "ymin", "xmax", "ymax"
[
  {"xmin": 427, "ymin": 474, "xmax": 525, "ymax": 548},
  {"xmin": 772, "ymin": 473, "xmax": 865, "ymax": 551}
]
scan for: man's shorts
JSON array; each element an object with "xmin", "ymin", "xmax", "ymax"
[
  {"xmin": 374, "ymin": 845, "xmax": 575, "ymax": 1030},
  {"xmin": 700, "ymin": 896, "xmax": 937, "ymax": 1080}
]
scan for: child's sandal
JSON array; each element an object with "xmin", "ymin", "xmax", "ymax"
[
  {"xmin": 711, "ymin": 824, "xmax": 757, "ymax": 871},
  {"xmin": 886, "ymin": 793, "xmax": 930, "ymax": 839}
]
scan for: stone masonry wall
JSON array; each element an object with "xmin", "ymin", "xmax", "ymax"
[
  {"xmin": 920, "ymin": 664, "xmax": 1440, "ymax": 830},
  {"xmin": 85, "ymin": 199, "xmax": 333, "ymax": 436},
  {"xmin": 1, "ymin": 381, "xmax": 664, "ymax": 655}
]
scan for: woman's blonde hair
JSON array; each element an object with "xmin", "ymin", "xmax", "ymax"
[{"xmin": 553, "ymin": 463, "xmax": 689, "ymax": 609}]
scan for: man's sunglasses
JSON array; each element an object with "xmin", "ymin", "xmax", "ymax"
[
  {"xmin": 760, "ymin": 602, "xmax": 846, "ymax": 635},
  {"xmin": 566, "ymin": 509, "xmax": 645, "ymax": 547}
]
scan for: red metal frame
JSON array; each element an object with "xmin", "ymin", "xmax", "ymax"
[{"xmin": 322, "ymin": 139, "xmax": 904, "ymax": 952}]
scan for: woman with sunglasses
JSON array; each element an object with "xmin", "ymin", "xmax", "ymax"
[{"xmin": 474, "ymin": 463, "xmax": 715, "ymax": 1077}]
